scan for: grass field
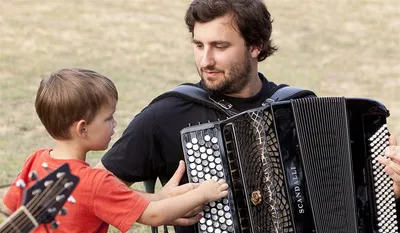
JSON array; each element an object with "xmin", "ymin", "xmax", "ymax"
[{"xmin": 0, "ymin": 1, "xmax": 399, "ymax": 232}]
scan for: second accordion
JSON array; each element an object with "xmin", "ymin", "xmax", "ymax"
[{"xmin": 180, "ymin": 97, "xmax": 398, "ymax": 233}]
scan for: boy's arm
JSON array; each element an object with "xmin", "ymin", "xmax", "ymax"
[
  {"xmin": 95, "ymin": 160, "xmax": 200, "ymax": 201},
  {"xmin": 136, "ymin": 179, "xmax": 228, "ymax": 227}
]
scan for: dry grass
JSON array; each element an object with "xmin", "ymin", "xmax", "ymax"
[{"xmin": 0, "ymin": 1, "xmax": 399, "ymax": 232}]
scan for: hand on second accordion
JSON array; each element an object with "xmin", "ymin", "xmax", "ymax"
[{"xmin": 378, "ymin": 135, "xmax": 400, "ymax": 199}]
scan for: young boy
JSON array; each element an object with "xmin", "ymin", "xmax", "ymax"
[{"xmin": 1, "ymin": 68, "xmax": 228, "ymax": 233}]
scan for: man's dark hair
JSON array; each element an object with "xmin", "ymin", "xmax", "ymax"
[{"xmin": 185, "ymin": 0, "xmax": 277, "ymax": 61}]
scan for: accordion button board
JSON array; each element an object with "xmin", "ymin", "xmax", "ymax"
[
  {"xmin": 368, "ymin": 124, "xmax": 398, "ymax": 232},
  {"xmin": 181, "ymin": 123, "xmax": 239, "ymax": 233}
]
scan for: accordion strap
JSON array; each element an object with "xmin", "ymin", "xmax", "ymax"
[{"xmin": 150, "ymin": 83, "xmax": 316, "ymax": 117}]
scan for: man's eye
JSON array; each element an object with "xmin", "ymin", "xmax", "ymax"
[{"xmin": 216, "ymin": 45, "xmax": 227, "ymax": 49}]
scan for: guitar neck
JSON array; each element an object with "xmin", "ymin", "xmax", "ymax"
[{"xmin": 0, "ymin": 206, "xmax": 39, "ymax": 233}]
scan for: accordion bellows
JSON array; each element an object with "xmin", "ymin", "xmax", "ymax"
[{"xmin": 181, "ymin": 97, "xmax": 398, "ymax": 233}]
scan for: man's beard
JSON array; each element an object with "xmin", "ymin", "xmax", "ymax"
[{"xmin": 198, "ymin": 50, "xmax": 252, "ymax": 95}]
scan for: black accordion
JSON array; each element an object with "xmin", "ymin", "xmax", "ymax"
[{"xmin": 180, "ymin": 97, "xmax": 398, "ymax": 233}]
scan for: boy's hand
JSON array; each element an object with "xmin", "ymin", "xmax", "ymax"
[{"xmin": 198, "ymin": 179, "xmax": 229, "ymax": 202}]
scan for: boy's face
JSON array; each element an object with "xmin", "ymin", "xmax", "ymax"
[{"xmin": 85, "ymin": 100, "xmax": 117, "ymax": 151}]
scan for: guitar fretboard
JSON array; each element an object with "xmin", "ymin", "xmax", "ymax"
[{"xmin": 0, "ymin": 206, "xmax": 39, "ymax": 233}]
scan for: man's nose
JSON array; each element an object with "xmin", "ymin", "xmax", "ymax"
[{"xmin": 200, "ymin": 48, "xmax": 216, "ymax": 68}]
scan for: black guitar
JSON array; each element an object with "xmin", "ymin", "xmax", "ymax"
[{"xmin": 0, "ymin": 163, "xmax": 79, "ymax": 233}]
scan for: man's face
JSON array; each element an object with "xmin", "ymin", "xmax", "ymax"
[{"xmin": 192, "ymin": 14, "xmax": 253, "ymax": 95}]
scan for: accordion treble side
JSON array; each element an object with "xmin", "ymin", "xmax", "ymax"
[{"xmin": 180, "ymin": 97, "xmax": 397, "ymax": 233}]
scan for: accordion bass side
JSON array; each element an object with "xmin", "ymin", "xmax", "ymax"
[{"xmin": 180, "ymin": 97, "xmax": 398, "ymax": 233}]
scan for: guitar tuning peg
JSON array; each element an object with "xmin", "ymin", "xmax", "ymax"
[
  {"xmin": 47, "ymin": 207, "xmax": 57, "ymax": 214},
  {"xmin": 44, "ymin": 180, "xmax": 54, "ymax": 187},
  {"xmin": 56, "ymin": 194, "xmax": 66, "ymax": 202},
  {"xmin": 28, "ymin": 171, "xmax": 38, "ymax": 181},
  {"xmin": 64, "ymin": 181, "xmax": 74, "ymax": 189},
  {"xmin": 41, "ymin": 162, "xmax": 49, "ymax": 170},
  {"xmin": 32, "ymin": 188, "xmax": 42, "ymax": 196},
  {"xmin": 56, "ymin": 172, "xmax": 66, "ymax": 178},
  {"xmin": 58, "ymin": 207, "xmax": 68, "ymax": 216},
  {"xmin": 68, "ymin": 195, "xmax": 76, "ymax": 204},
  {"xmin": 16, "ymin": 179, "xmax": 26, "ymax": 189},
  {"xmin": 51, "ymin": 220, "xmax": 60, "ymax": 229}
]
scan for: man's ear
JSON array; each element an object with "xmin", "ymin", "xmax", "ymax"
[
  {"xmin": 76, "ymin": 120, "xmax": 88, "ymax": 138},
  {"xmin": 250, "ymin": 45, "xmax": 262, "ymax": 59}
]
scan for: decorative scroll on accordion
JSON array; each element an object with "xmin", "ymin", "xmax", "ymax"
[{"xmin": 180, "ymin": 97, "xmax": 398, "ymax": 233}]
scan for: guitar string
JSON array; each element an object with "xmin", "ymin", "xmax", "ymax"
[
  {"xmin": 2, "ymin": 176, "xmax": 68, "ymax": 232},
  {"xmin": 25, "ymin": 178, "xmax": 68, "ymax": 231},
  {"xmin": 1, "ymin": 177, "xmax": 65, "ymax": 232},
  {"xmin": 4, "ymin": 178, "xmax": 67, "ymax": 233}
]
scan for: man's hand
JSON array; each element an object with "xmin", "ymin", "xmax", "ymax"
[
  {"xmin": 156, "ymin": 160, "xmax": 200, "ymax": 200},
  {"xmin": 378, "ymin": 136, "xmax": 400, "ymax": 199},
  {"xmin": 155, "ymin": 160, "xmax": 204, "ymax": 225}
]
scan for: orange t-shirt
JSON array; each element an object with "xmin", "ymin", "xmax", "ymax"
[{"xmin": 3, "ymin": 149, "xmax": 150, "ymax": 233}]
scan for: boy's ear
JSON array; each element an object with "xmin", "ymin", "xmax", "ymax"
[{"xmin": 76, "ymin": 120, "xmax": 88, "ymax": 138}]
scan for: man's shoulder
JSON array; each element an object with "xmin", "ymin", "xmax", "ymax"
[{"xmin": 142, "ymin": 83, "xmax": 208, "ymax": 115}]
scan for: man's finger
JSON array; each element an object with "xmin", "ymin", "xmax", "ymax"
[
  {"xmin": 389, "ymin": 135, "xmax": 397, "ymax": 146},
  {"xmin": 379, "ymin": 157, "xmax": 400, "ymax": 178},
  {"xmin": 165, "ymin": 160, "xmax": 185, "ymax": 187},
  {"xmin": 385, "ymin": 146, "xmax": 400, "ymax": 164},
  {"xmin": 169, "ymin": 215, "xmax": 202, "ymax": 226},
  {"xmin": 184, "ymin": 204, "xmax": 204, "ymax": 217}
]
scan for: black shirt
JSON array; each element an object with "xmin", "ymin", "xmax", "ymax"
[{"xmin": 101, "ymin": 73, "xmax": 283, "ymax": 232}]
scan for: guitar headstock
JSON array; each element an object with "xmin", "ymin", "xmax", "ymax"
[{"xmin": 21, "ymin": 163, "xmax": 79, "ymax": 225}]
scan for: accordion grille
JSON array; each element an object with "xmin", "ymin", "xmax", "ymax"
[{"xmin": 225, "ymin": 109, "xmax": 294, "ymax": 232}]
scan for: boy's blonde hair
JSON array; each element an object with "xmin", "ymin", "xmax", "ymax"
[{"xmin": 35, "ymin": 68, "xmax": 118, "ymax": 139}]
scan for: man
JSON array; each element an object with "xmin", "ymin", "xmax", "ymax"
[{"xmin": 96, "ymin": 0, "xmax": 399, "ymax": 232}]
